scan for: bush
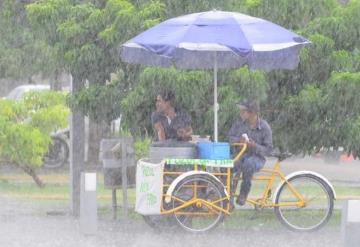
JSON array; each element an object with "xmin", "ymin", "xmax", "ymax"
[{"xmin": 0, "ymin": 90, "xmax": 69, "ymax": 187}]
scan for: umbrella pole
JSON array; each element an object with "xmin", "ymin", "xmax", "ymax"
[{"xmin": 214, "ymin": 52, "xmax": 218, "ymax": 142}]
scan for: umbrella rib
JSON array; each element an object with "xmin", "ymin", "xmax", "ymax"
[{"xmin": 229, "ymin": 13, "xmax": 256, "ymax": 56}]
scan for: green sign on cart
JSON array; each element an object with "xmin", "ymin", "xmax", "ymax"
[{"xmin": 165, "ymin": 158, "xmax": 234, "ymax": 168}]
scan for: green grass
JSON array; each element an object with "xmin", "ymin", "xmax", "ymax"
[
  {"xmin": 221, "ymin": 208, "xmax": 341, "ymax": 230},
  {"xmin": 0, "ymin": 171, "xmax": 136, "ymax": 205},
  {"xmin": 1, "ymin": 171, "xmax": 358, "ymax": 200},
  {"xmin": 223, "ymin": 209, "xmax": 281, "ymax": 229}
]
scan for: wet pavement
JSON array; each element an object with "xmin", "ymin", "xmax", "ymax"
[
  {"xmin": 270, "ymin": 155, "xmax": 360, "ymax": 185},
  {"xmin": 0, "ymin": 195, "xmax": 344, "ymax": 247}
]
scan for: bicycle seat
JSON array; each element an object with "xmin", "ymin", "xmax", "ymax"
[{"xmin": 269, "ymin": 150, "xmax": 292, "ymax": 161}]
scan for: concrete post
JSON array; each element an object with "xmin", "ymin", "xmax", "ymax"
[
  {"xmin": 80, "ymin": 172, "xmax": 97, "ymax": 235},
  {"xmin": 342, "ymin": 200, "xmax": 360, "ymax": 247},
  {"xmin": 121, "ymin": 137, "xmax": 134, "ymax": 220}
]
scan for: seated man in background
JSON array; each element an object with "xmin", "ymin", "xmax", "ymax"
[
  {"xmin": 151, "ymin": 89, "xmax": 193, "ymax": 142},
  {"xmin": 227, "ymin": 99, "xmax": 273, "ymax": 205},
  {"xmin": 151, "ymin": 90, "xmax": 194, "ymax": 185}
]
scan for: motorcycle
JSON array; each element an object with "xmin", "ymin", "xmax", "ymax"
[{"xmin": 43, "ymin": 128, "xmax": 70, "ymax": 169}]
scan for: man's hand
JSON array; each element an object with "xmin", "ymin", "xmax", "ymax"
[
  {"xmin": 177, "ymin": 127, "xmax": 193, "ymax": 141},
  {"xmin": 154, "ymin": 122, "xmax": 166, "ymax": 141},
  {"xmin": 248, "ymin": 138, "xmax": 256, "ymax": 147},
  {"xmin": 238, "ymin": 137, "xmax": 256, "ymax": 147},
  {"xmin": 238, "ymin": 136, "xmax": 247, "ymax": 143}
]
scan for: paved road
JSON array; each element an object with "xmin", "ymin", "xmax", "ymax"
[
  {"xmin": 0, "ymin": 195, "xmax": 344, "ymax": 247},
  {"xmin": 268, "ymin": 156, "xmax": 360, "ymax": 185}
]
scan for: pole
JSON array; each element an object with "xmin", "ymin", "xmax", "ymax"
[
  {"xmin": 70, "ymin": 74, "xmax": 85, "ymax": 217},
  {"xmin": 112, "ymin": 189, "xmax": 117, "ymax": 220},
  {"xmin": 214, "ymin": 52, "xmax": 218, "ymax": 142},
  {"xmin": 121, "ymin": 138, "xmax": 129, "ymax": 219}
]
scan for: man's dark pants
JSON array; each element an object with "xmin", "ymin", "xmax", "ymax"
[{"xmin": 234, "ymin": 154, "xmax": 266, "ymax": 198}]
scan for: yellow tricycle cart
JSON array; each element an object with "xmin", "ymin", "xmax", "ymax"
[{"xmin": 136, "ymin": 143, "xmax": 335, "ymax": 233}]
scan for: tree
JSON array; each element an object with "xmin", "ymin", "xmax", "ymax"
[
  {"xmin": 27, "ymin": 0, "xmax": 165, "ymax": 84},
  {"xmin": 27, "ymin": 0, "xmax": 165, "ymax": 165},
  {"xmin": 277, "ymin": 72, "xmax": 360, "ymax": 158},
  {"xmin": 120, "ymin": 66, "xmax": 268, "ymax": 140},
  {"xmin": 243, "ymin": 0, "xmax": 337, "ymax": 30},
  {"xmin": 0, "ymin": 0, "xmax": 51, "ymax": 83},
  {"xmin": 266, "ymin": 1, "xmax": 360, "ymax": 157},
  {"xmin": 304, "ymin": 0, "xmax": 360, "ymax": 51},
  {"xmin": 120, "ymin": 0, "xmax": 360, "ymax": 159},
  {"xmin": 24, "ymin": 0, "xmax": 360, "ymax": 160},
  {"xmin": 162, "ymin": 0, "xmax": 235, "ymax": 17},
  {"xmin": 0, "ymin": 91, "xmax": 69, "ymax": 187}
]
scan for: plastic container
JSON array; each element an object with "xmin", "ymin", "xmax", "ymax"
[{"xmin": 197, "ymin": 142, "xmax": 230, "ymax": 160}]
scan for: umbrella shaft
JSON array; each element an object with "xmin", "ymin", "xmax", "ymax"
[{"xmin": 214, "ymin": 52, "xmax": 218, "ymax": 142}]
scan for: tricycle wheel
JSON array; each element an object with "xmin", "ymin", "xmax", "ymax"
[
  {"xmin": 274, "ymin": 174, "xmax": 334, "ymax": 232},
  {"xmin": 171, "ymin": 174, "xmax": 227, "ymax": 233},
  {"xmin": 142, "ymin": 215, "xmax": 178, "ymax": 232}
]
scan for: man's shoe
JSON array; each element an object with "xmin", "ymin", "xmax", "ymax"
[
  {"xmin": 229, "ymin": 197, "xmax": 235, "ymax": 211},
  {"xmin": 236, "ymin": 194, "xmax": 247, "ymax": 206}
]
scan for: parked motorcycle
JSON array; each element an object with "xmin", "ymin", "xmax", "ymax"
[{"xmin": 43, "ymin": 128, "xmax": 70, "ymax": 168}]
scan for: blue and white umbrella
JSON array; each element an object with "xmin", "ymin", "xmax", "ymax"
[{"xmin": 121, "ymin": 10, "xmax": 309, "ymax": 141}]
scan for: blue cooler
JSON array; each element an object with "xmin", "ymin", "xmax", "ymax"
[{"xmin": 197, "ymin": 142, "xmax": 230, "ymax": 160}]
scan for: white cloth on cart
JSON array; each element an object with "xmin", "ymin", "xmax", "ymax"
[{"xmin": 135, "ymin": 159, "xmax": 164, "ymax": 215}]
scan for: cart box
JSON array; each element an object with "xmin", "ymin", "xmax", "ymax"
[{"xmin": 197, "ymin": 142, "xmax": 230, "ymax": 160}]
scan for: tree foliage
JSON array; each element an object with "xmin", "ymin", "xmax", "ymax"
[
  {"xmin": 267, "ymin": 1, "xmax": 360, "ymax": 157},
  {"xmin": 27, "ymin": 0, "xmax": 165, "ymax": 82},
  {"xmin": 67, "ymin": 81, "xmax": 123, "ymax": 125},
  {"xmin": 1, "ymin": 0, "xmax": 358, "ymax": 161},
  {"xmin": 277, "ymin": 72, "xmax": 360, "ymax": 158},
  {"xmin": 27, "ymin": 0, "xmax": 166, "ymax": 165},
  {"xmin": 0, "ymin": 0, "xmax": 50, "ymax": 80},
  {"xmin": 0, "ymin": 91, "xmax": 69, "ymax": 186},
  {"xmin": 121, "ymin": 66, "xmax": 268, "ymax": 139},
  {"xmin": 243, "ymin": 0, "xmax": 337, "ymax": 30},
  {"xmin": 119, "ymin": 0, "xmax": 360, "ymax": 158}
]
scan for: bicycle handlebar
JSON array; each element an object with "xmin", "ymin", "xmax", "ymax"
[
  {"xmin": 231, "ymin": 143, "xmax": 247, "ymax": 161},
  {"xmin": 231, "ymin": 143, "xmax": 292, "ymax": 162}
]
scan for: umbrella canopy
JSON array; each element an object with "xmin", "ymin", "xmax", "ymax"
[{"xmin": 120, "ymin": 10, "xmax": 309, "ymax": 141}]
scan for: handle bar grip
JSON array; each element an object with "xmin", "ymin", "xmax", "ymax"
[{"xmin": 231, "ymin": 143, "xmax": 247, "ymax": 161}]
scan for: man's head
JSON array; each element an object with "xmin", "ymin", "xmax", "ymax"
[
  {"xmin": 237, "ymin": 99, "xmax": 259, "ymax": 121},
  {"xmin": 156, "ymin": 89, "xmax": 175, "ymax": 113}
]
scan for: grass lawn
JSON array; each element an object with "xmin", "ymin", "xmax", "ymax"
[
  {"xmin": 221, "ymin": 208, "xmax": 341, "ymax": 230},
  {"xmin": 0, "ymin": 169, "xmax": 357, "ymax": 229},
  {"xmin": 0, "ymin": 171, "xmax": 135, "ymax": 208}
]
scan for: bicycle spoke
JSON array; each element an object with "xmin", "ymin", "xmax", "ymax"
[
  {"xmin": 172, "ymin": 175, "xmax": 226, "ymax": 232},
  {"xmin": 275, "ymin": 174, "xmax": 333, "ymax": 231}
]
